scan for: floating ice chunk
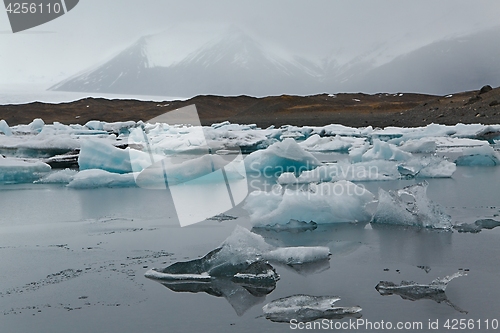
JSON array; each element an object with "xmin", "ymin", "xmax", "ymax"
[
  {"xmin": 67, "ymin": 169, "xmax": 137, "ymax": 188},
  {"xmin": 148, "ymin": 259, "xmax": 277, "ymax": 316},
  {"xmin": 371, "ymin": 182, "xmax": 451, "ymax": 229},
  {"xmin": 78, "ymin": 139, "xmax": 151, "ymax": 174},
  {"xmin": 398, "ymin": 156, "xmax": 456, "ymax": 178},
  {"xmin": 0, "ymin": 119, "xmax": 12, "ymax": 136},
  {"xmin": 244, "ymin": 138, "xmax": 321, "ymax": 175},
  {"xmin": 362, "ymin": 139, "xmax": 413, "ymax": 161},
  {"xmin": 277, "ymin": 172, "xmax": 298, "ymax": 184},
  {"xmin": 455, "ymin": 144, "xmax": 500, "ymax": 166},
  {"xmin": 376, "ymin": 271, "xmax": 467, "ymax": 313},
  {"xmin": 453, "ymin": 219, "xmax": 500, "ymax": 233},
  {"xmin": 298, "ymin": 134, "xmax": 355, "ymax": 152},
  {"xmin": 102, "ymin": 121, "xmax": 136, "ymax": 134},
  {"xmin": 244, "ymin": 181, "xmax": 375, "ymax": 225},
  {"xmin": 399, "ymin": 139, "xmax": 437, "ymax": 153},
  {"xmin": 264, "ymin": 247, "xmax": 330, "ymax": 265},
  {"xmin": 263, "ymin": 295, "xmax": 362, "ymax": 323},
  {"xmin": 297, "ymin": 161, "xmax": 400, "ymax": 183},
  {"xmin": 35, "ymin": 168, "xmax": 78, "ymax": 184},
  {"xmin": 0, "ymin": 155, "xmax": 51, "ymax": 183},
  {"xmin": 29, "ymin": 118, "xmax": 45, "ymax": 133},
  {"xmin": 146, "ymin": 226, "xmax": 329, "ymax": 282},
  {"xmin": 85, "ymin": 120, "xmax": 104, "ymax": 131},
  {"xmin": 349, "ymin": 141, "xmax": 370, "ymax": 163}
]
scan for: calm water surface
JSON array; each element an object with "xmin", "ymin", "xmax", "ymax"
[{"xmin": 0, "ymin": 167, "xmax": 499, "ymax": 333}]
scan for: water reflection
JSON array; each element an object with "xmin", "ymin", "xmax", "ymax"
[
  {"xmin": 154, "ymin": 277, "xmax": 276, "ymax": 316},
  {"xmin": 375, "ymin": 272, "xmax": 467, "ymax": 314}
]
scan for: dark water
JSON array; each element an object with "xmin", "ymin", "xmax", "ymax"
[{"xmin": 1, "ymin": 167, "xmax": 499, "ymax": 332}]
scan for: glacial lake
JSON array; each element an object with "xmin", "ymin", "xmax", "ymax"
[{"xmin": 1, "ymin": 166, "xmax": 499, "ymax": 333}]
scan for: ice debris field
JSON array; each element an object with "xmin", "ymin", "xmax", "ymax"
[{"xmin": 1, "ymin": 118, "xmax": 500, "ymax": 229}]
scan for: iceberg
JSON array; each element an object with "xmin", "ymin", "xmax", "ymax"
[
  {"xmin": 262, "ymin": 295, "xmax": 362, "ymax": 323},
  {"xmin": 398, "ymin": 156, "xmax": 456, "ymax": 178},
  {"xmin": 296, "ymin": 161, "xmax": 400, "ymax": 183},
  {"xmin": 244, "ymin": 181, "xmax": 375, "ymax": 225},
  {"xmin": 455, "ymin": 144, "xmax": 500, "ymax": 166},
  {"xmin": 362, "ymin": 139, "xmax": 412, "ymax": 162},
  {"xmin": 375, "ymin": 271, "xmax": 467, "ymax": 313},
  {"xmin": 0, "ymin": 119, "xmax": 12, "ymax": 136},
  {"xmin": 399, "ymin": 139, "xmax": 437, "ymax": 153},
  {"xmin": 0, "ymin": 155, "xmax": 51, "ymax": 184},
  {"xmin": 145, "ymin": 226, "xmax": 329, "ymax": 281},
  {"xmin": 244, "ymin": 138, "xmax": 321, "ymax": 175},
  {"xmin": 371, "ymin": 182, "xmax": 452, "ymax": 229},
  {"xmin": 298, "ymin": 134, "xmax": 361, "ymax": 152},
  {"xmin": 78, "ymin": 139, "xmax": 152, "ymax": 174}
]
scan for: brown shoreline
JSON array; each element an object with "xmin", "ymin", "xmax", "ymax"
[{"xmin": 1, "ymin": 86, "xmax": 499, "ymax": 128}]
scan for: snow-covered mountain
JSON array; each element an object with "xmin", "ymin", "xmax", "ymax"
[
  {"xmin": 51, "ymin": 25, "xmax": 500, "ymax": 97},
  {"xmin": 51, "ymin": 27, "xmax": 322, "ymax": 97}
]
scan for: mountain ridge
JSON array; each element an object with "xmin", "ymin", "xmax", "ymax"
[{"xmin": 50, "ymin": 25, "xmax": 500, "ymax": 97}]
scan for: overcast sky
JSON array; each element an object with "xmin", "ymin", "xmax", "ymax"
[{"xmin": 1, "ymin": 0, "xmax": 499, "ymax": 86}]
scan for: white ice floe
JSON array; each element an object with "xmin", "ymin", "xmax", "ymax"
[
  {"xmin": 67, "ymin": 169, "xmax": 137, "ymax": 188},
  {"xmin": 362, "ymin": 139, "xmax": 412, "ymax": 162},
  {"xmin": 79, "ymin": 139, "xmax": 151, "ymax": 174},
  {"xmin": 0, "ymin": 155, "xmax": 51, "ymax": 183},
  {"xmin": 371, "ymin": 182, "xmax": 451, "ymax": 229},
  {"xmin": 295, "ymin": 161, "xmax": 400, "ymax": 183},
  {"xmin": 244, "ymin": 181, "xmax": 375, "ymax": 225},
  {"xmin": 455, "ymin": 144, "xmax": 500, "ymax": 166},
  {"xmin": 398, "ymin": 156, "xmax": 456, "ymax": 178},
  {"xmin": 299, "ymin": 134, "xmax": 365, "ymax": 152},
  {"xmin": 399, "ymin": 139, "xmax": 437, "ymax": 153},
  {"xmin": 35, "ymin": 168, "xmax": 78, "ymax": 184},
  {"xmin": 244, "ymin": 138, "xmax": 321, "ymax": 175}
]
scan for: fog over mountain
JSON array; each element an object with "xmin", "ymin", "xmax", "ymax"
[{"xmin": 51, "ymin": 25, "xmax": 500, "ymax": 97}]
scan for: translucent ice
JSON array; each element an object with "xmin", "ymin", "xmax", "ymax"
[
  {"xmin": 0, "ymin": 155, "xmax": 51, "ymax": 184},
  {"xmin": 371, "ymin": 182, "xmax": 452, "ymax": 229},
  {"xmin": 0, "ymin": 119, "xmax": 12, "ymax": 136},
  {"xmin": 376, "ymin": 271, "xmax": 467, "ymax": 313},
  {"xmin": 67, "ymin": 169, "xmax": 137, "ymax": 188},
  {"xmin": 145, "ymin": 226, "xmax": 329, "ymax": 281},
  {"xmin": 35, "ymin": 168, "xmax": 78, "ymax": 184},
  {"xmin": 79, "ymin": 139, "xmax": 151, "ymax": 174},
  {"xmin": 263, "ymin": 295, "xmax": 362, "ymax": 323},
  {"xmin": 455, "ymin": 144, "xmax": 500, "ymax": 166},
  {"xmin": 244, "ymin": 138, "xmax": 321, "ymax": 175},
  {"xmin": 399, "ymin": 139, "xmax": 437, "ymax": 153},
  {"xmin": 362, "ymin": 139, "xmax": 412, "ymax": 162},
  {"xmin": 244, "ymin": 181, "xmax": 375, "ymax": 225},
  {"xmin": 298, "ymin": 134, "xmax": 361, "ymax": 152},
  {"xmin": 398, "ymin": 156, "xmax": 456, "ymax": 178}
]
